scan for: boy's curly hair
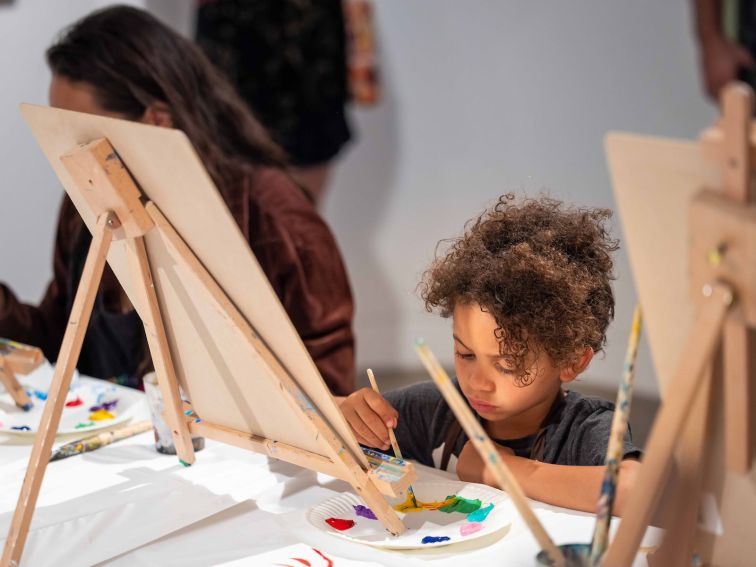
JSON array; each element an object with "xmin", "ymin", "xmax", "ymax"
[{"xmin": 419, "ymin": 194, "xmax": 618, "ymax": 385}]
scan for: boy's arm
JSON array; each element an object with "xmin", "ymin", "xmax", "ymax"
[{"xmin": 457, "ymin": 441, "xmax": 640, "ymax": 515}]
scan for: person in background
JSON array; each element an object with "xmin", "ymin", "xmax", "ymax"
[
  {"xmin": 0, "ymin": 5, "xmax": 356, "ymax": 396},
  {"xmin": 195, "ymin": 0, "xmax": 380, "ymax": 205},
  {"xmin": 693, "ymin": 0, "xmax": 756, "ymax": 101}
]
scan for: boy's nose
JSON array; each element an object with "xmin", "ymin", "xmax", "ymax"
[{"xmin": 468, "ymin": 368, "xmax": 495, "ymax": 392}]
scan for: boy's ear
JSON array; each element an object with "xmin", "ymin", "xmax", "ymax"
[
  {"xmin": 559, "ymin": 347, "xmax": 594, "ymax": 384},
  {"xmin": 140, "ymin": 101, "xmax": 173, "ymax": 128}
]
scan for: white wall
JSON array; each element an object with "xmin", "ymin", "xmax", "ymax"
[
  {"xmin": 0, "ymin": 1, "xmax": 716, "ymax": 398},
  {"xmin": 323, "ymin": 0, "xmax": 717, "ymax": 396}
]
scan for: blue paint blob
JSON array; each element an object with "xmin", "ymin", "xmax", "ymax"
[
  {"xmin": 21, "ymin": 403, "xmax": 34, "ymax": 412},
  {"xmin": 11, "ymin": 425, "xmax": 31, "ymax": 431},
  {"xmin": 467, "ymin": 503, "xmax": 494, "ymax": 522},
  {"xmin": 421, "ymin": 536, "xmax": 451, "ymax": 544},
  {"xmin": 33, "ymin": 390, "xmax": 48, "ymax": 401}
]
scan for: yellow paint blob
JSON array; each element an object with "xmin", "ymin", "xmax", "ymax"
[
  {"xmin": 89, "ymin": 409, "xmax": 115, "ymax": 421},
  {"xmin": 394, "ymin": 492, "xmax": 457, "ymax": 513}
]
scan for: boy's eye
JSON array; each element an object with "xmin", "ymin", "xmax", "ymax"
[
  {"xmin": 493, "ymin": 362, "xmax": 515, "ymax": 375},
  {"xmin": 454, "ymin": 351, "xmax": 475, "ymax": 361}
]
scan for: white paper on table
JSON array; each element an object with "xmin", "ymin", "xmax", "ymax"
[
  {"xmin": 217, "ymin": 543, "xmax": 385, "ymax": 566},
  {"xmin": 0, "ymin": 440, "xmax": 294, "ymax": 567}
]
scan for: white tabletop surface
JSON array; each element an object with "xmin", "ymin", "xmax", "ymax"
[{"xmin": 0, "ymin": 388, "xmax": 662, "ymax": 567}]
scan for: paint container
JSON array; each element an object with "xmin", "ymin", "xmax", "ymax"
[
  {"xmin": 536, "ymin": 543, "xmax": 591, "ymax": 566},
  {"xmin": 143, "ymin": 372, "xmax": 204, "ymax": 455}
]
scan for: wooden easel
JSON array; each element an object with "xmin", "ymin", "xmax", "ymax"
[
  {"xmin": 0, "ymin": 341, "xmax": 43, "ymax": 411},
  {"xmin": 1, "ymin": 138, "xmax": 413, "ymax": 567},
  {"xmin": 604, "ymin": 84, "xmax": 756, "ymax": 566}
]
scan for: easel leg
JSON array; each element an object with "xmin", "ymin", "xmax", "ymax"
[
  {"xmin": 647, "ymin": 364, "xmax": 714, "ymax": 567},
  {"xmin": 124, "ymin": 236, "xmax": 195, "ymax": 465},
  {"xmin": 349, "ymin": 474, "xmax": 406, "ymax": 536},
  {"xmin": 1, "ymin": 213, "xmax": 113, "ymax": 567},
  {"xmin": 0, "ymin": 360, "xmax": 32, "ymax": 411},
  {"xmin": 723, "ymin": 319, "xmax": 754, "ymax": 473},
  {"xmin": 604, "ymin": 284, "xmax": 731, "ymax": 566}
]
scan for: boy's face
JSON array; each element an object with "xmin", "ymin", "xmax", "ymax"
[{"xmin": 452, "ymin": 303, "xmax": 573, "ymax": 425}]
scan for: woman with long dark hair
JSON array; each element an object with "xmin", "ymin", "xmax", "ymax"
[{"xmin": 0, "ymin": 5, "xmax": 356, "ymax": 395}]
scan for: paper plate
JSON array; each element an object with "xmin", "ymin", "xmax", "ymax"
[
  {"xmin": 0, "ymin": 362, "xmax": 146, "ymax": 436},
  {"xmin": 307, "ymin": 480, "xmax": 513, "ymax": 549}
]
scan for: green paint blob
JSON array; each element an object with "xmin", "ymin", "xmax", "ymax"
[
  {"xmin": 74, "ymin": 421, "xmax": 95, "ymax": 429},
  {"xmin": 179, "ymin": 459, "xmax": 191, "ymax": 467},
  {"xmin": 467, "ymin": 502, "xmax": 494, "ymax": 522},
  {"xmin": 439, "ymin": 494, "xmax": 482, "ymax": 514}
]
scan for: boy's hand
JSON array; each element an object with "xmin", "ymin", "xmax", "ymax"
[{"xmin": 339, "ymin": 387, "xmax": 398, "ymax": 451}]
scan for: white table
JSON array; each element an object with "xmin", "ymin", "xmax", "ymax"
[{"xmin": 0, "ymin": 397, "xmax": 661, "ymax": 566}]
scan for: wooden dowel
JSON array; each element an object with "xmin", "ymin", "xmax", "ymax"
[
  {"xmin": 124, "ymin": 235, "xmax": 196, "ymax": 466},
  {"xmin": 1, "ymin": 212, "xmax": 114, "ymax": 567},
  {"xmin": 414, "ymin": 340, "xmax": 565, "ymax": 567},
  {"xmin": 590, "ymin": 305, "xmax": 642, "ymax": 565}
]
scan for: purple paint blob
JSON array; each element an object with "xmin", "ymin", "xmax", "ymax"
[
  {"xmin": 353, "ymin": 504, "xmax": 377, "ymax": 520},
  {"xmin": 89, "ymin": 399, "xmax": 118, "ymax": 412},
  {"xmin": 421, "ymin": 536, "xmax": 451, "ymax": 544}
]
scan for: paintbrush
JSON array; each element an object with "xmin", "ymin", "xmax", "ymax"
[
  {"xmin": 0, "ymin": 358, "xmax": 33, "ymax": 411},
  {"xmin": 414, "ymin": 339, "xmax": 565, "ymax": 567},
  {"xmin": 366, "ymin": 368, "xmax": 418, "ymax": 506},
  {"xmin": 49, "ymin": 420, "xmax": 152, "ymax": 462},
  {"xmin": 589, "ymin": 305, "xmax": 643, "ymax": 565}
]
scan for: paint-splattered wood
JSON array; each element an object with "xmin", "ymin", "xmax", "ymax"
[{"xmin": 0, "ymin": 339, "xmax": 44, "ymax": 375}]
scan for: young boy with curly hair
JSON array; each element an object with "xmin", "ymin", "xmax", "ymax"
[{"xmin": 339, "ymin": 194, "xmax": 641, "ymax": 513}]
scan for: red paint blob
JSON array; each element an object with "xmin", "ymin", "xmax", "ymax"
[
  {"xmin": 65, "ymin": 397, "xmax": 84, "ymax": 407},
  {"xmin": 325, "ymin": 517, "xmax": 355, "ymax": 531}
]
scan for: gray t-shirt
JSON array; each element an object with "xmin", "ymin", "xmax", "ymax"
[{"xmin": 383, "ymin": 381, "xmax": 641, "ymax": 472}]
